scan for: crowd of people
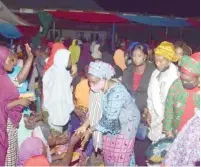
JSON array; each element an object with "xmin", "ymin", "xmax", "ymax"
[{"xmin": 0, "ymin": 37, "xmax": 200, "ymax": 166}]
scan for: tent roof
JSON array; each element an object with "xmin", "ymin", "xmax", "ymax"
[
  {"xmin": 0, "ymin": 1, "xmax": 32, "ymax": 26},
  {"xmin": 1, "ymin": 0, "xmax": 104, "ymax": 11},
  {"xmin": 49, "ymin": 10, "xmax": 128, "ymax": 23},
  {"xmin": 119, "ymin": 14, "xmax": 191, "ymax": 27}
]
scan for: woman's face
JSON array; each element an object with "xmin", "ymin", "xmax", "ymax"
[
  {"xmin": 87, "ymin": 74, "xmax": 100, "ymax": 87},
  {"xmin": 4, "ymin": 53, "xmax": 15, "ymax": 72},
  {"xmin": 132, "ymin": 49, "xmax": 146, "ymax": 66},
  {"xmin": 175, "ymin": 47, "xmax": 184, "ymax": 59},
  {"xmin": 155, "ymin": 55, "xmax": 170, "ymax": 72}
]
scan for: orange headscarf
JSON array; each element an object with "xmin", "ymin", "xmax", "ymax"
[
  {"xmin": 44, "ymin": 42, "xmax": 66, "ymax": 73},
  {"xmin": 24, "ymin": 155, "xmax": 49, "ymax": 166},
  {"xmin": 113, "ymin": 49, "xmax": 127, "ymax": 71},
  {"xmin": 74, "ymin": 78, "xmax": 90, "ymax": 109}
]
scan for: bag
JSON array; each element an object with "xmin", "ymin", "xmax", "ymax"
[
  {"xmin": 136, "ymin": 123, "xmax": 148, "ymax": 140},
  {"xmin": 145, "ymin": 137, "xmax": 174, "ymax": 164}
]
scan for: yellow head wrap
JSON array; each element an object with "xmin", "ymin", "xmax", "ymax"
[{"xmin": 154, "ymin": 41, "xmax": 179, "ymax": 62}]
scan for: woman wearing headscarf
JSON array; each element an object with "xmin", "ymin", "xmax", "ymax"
[
  {"xmin": 18, "ymin": 137, "xmax": 46, "ymax": 166},
  {"xmin": 44, "ymin": 42, "xmax": 66, "ymax": 73},
  {"xmin": 145, "ymin": 41, "xmax": 180, "ymax": 142},
  {"xmin": 43, "ymin": 49, "xmax": 74, "ymax": 133},
  {"xmin": 91, "ymin": 44, "xmax": 102, "ymax": 60},
  {"xmin": 32, "ymin": 124, "xmax": 52, "ymax": 163},
  {"xmin": 32, "ymin": 124, "xmax": 72, "ymax": 163},
  {"xmin": 0, "ymin": 46, "xmax": 31, "ymax": 166},
  {"xmin": 76, "ymin": 61, "xmax": 140, "ymax": 166},
  {"xmin": 78, "ymin": 43, "xmax": 93, "ymax": 72},
  {"xmin": 69, "ymin": 39, "xmax": 81, "ymax": 65},
  {"xmin": 113, "ymin": 41, "xmax": 127, "ymax": 71},
  {"xmin": 19, "ymin": 133, "xmax": 82, "ymax": 166},
  {"xmin": 7, "ymin": 44, "xmax": 35, "ymax": 148}
]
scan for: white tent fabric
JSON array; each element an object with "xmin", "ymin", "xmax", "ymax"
[{"xmin": 0, "ymin": 0, "xmax": 32, "ymax": 26}]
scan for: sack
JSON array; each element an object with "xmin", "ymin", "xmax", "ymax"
[
  {"xmin": 136, "ymin": 123, "xmax": 148, "ymax": 140},
  {"xmin": 145, "ymin": 137, "xmax": 174, "ymax": 163}
]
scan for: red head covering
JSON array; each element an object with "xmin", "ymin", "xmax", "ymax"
[
  {"xmin": 44, "ymin": 42, "xmax": 66, "ymax": 73},
  {"xmin": 191, "ymin": 52, "xmax": 200, "ymax": 62},
  {"xmin": 24, "ymin": 155, "xmax": 49, "ymax": 166},
  {"xmin": 179, "ymin": 52, "xmax": 200, "ymax": 77}
]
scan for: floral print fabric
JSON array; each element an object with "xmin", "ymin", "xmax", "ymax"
[{"xmin": 163, "ymin": 115, "xmax": 200, "ymax": 166}]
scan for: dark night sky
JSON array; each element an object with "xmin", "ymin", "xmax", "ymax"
[
  {"xmin": 95, "ymin": 0, "xmax": 200, "ymax": 17},
  {"xmin": 1, "ymin": 0, "xmax": 200, "ymax": 17}
]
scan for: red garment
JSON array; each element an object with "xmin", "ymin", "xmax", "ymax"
[
  {"xmin": 133, "ymin": 72, "xmax": 142, "ymax": 91},
  {"xmin": 178, "ymin": 86, "xmax": 199, "ymax": 131},
  {"xmin": 44, "ymin": 42, "xmax": 66, "ymax": 73},
  {"xmin": 24, "ymin": 155, "xmax": 49, "ymax": 166}
]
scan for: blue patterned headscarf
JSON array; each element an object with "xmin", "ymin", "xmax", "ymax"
[{"xmin": 88, "ymin": 61, "xmax": 115, "ymax": 80}]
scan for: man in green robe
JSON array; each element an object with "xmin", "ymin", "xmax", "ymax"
[{"xmin": 163, "ymin": 52, "xmax": 200, "ymax": 137}]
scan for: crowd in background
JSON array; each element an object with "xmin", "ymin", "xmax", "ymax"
[{"xmin": 0, "ymin": 36, "xmax": 200, "ymax": 166}]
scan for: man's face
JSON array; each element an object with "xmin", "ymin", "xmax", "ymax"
[
  {"xmin": 180, "ymin": 71, "xmax": 199, "ymax": 89},
  {"xmin": 155, "ymin": 55, "xmax": 170, "ymax": 72}
]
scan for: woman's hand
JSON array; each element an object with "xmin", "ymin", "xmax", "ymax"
[
  {"xmin": 74, "ymin": 108, "xmax": 86, "ymax": 120},
  {"xmin": 166, "ymin": 131, "xmax": 174, "ymax": 138},
  {"xmin": 75, "ymin": 124, "xmax": 88, "ymax": 135},
  {"xmin": 81, "ymin": 129, "xmax": 92, "ymax": 150},
  {"xmin": 143, "ymin": 108, "xmax": 152, "ymax": 126},
  {"xmin": 55, "ymin": 135, "xmax": 69, "ymax": 145},
  {"xmin": 69, "ymin": 133, "xmax": 82, "ymax": 147},
  {"xmin": 146, "ymin": 112, "xmax": 152, "ymax": 127},
  {"xmin": 25, "ymin": 43, "xmax": 33, "ymax": 60},
  {"xmin": 18, "ymin": 98, "xmax": 31, "ymax": 107}
]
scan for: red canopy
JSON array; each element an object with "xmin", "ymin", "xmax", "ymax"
[
  {"xmin": 17, "ymin": 25, "xmax": 39, "ymax": 40},
  {"xmin": 49, "ymin": 10, "xmax": 128, "ymax": 23},
  {"xmin": 187, "ymin": 18, "xmax": 200, "ymax": 28}
]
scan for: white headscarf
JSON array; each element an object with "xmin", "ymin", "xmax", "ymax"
[
  {"xmin": 91, "ymin": 44, "xmax": 102, "ymax": 59},
  {"xmin": 88, "ymin": 61, "xmax": 115, "ymax": 80},
  {"xmin": 43, "ymin": 49, "xmax": 74, "ymax": 126},
  {"xmin": 90, "ymin": 41, "xmax": 96, "ymax": 53}
]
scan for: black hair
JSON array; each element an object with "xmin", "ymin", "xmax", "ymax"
[
  {"xmin": 131, "ymin": 44, "xmax": 148, "ymax": 56},
  {"xmin": 174, "ymin": 41, "xmax": 187, "ymax": 48}
]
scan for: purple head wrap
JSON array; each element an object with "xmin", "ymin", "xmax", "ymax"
[{"xmin": 18, "ymin": 137, "xmax": 44, "ymax": 165}]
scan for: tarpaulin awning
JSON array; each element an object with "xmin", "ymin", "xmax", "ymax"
[
  {"xmin": 0, "ymin": 23, "xmax": 22, "ymax": 38},
  {"xmin": 49, "ymin": 10, "xmax": 128, "ymax": 23},
  {"xmin": 0, "ymin": 1, "xmax": 39, "ymax": 39},
  {"xmin": 187, "ymin": 18, "xmax": 200, "ymax": 28},
  {"xmin": 119, "ymin": 14, "xmax": 191, "ymax": 27},
  {"xmin": 17, "ymin": 25, "xmax": 40, "ymax": 38},
  {"xmin": 0, "ymin": 1, "xmax": 32, "ymax": 26}
]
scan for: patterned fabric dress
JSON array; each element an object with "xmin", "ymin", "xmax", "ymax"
[
  {"xmin": 163, "ymin": 79, "xmax": 200, "ymax": 134},
  {"xmin": 5, "ymin": 119, "xmax": 19, "ymax": 166},
  {"xmin": 163, "ymin": 114, "xmax": 200, "ymax": 166},
  {"xmin": 96, "ymin": 83, "xmax": 140, "ymax": 166}
]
